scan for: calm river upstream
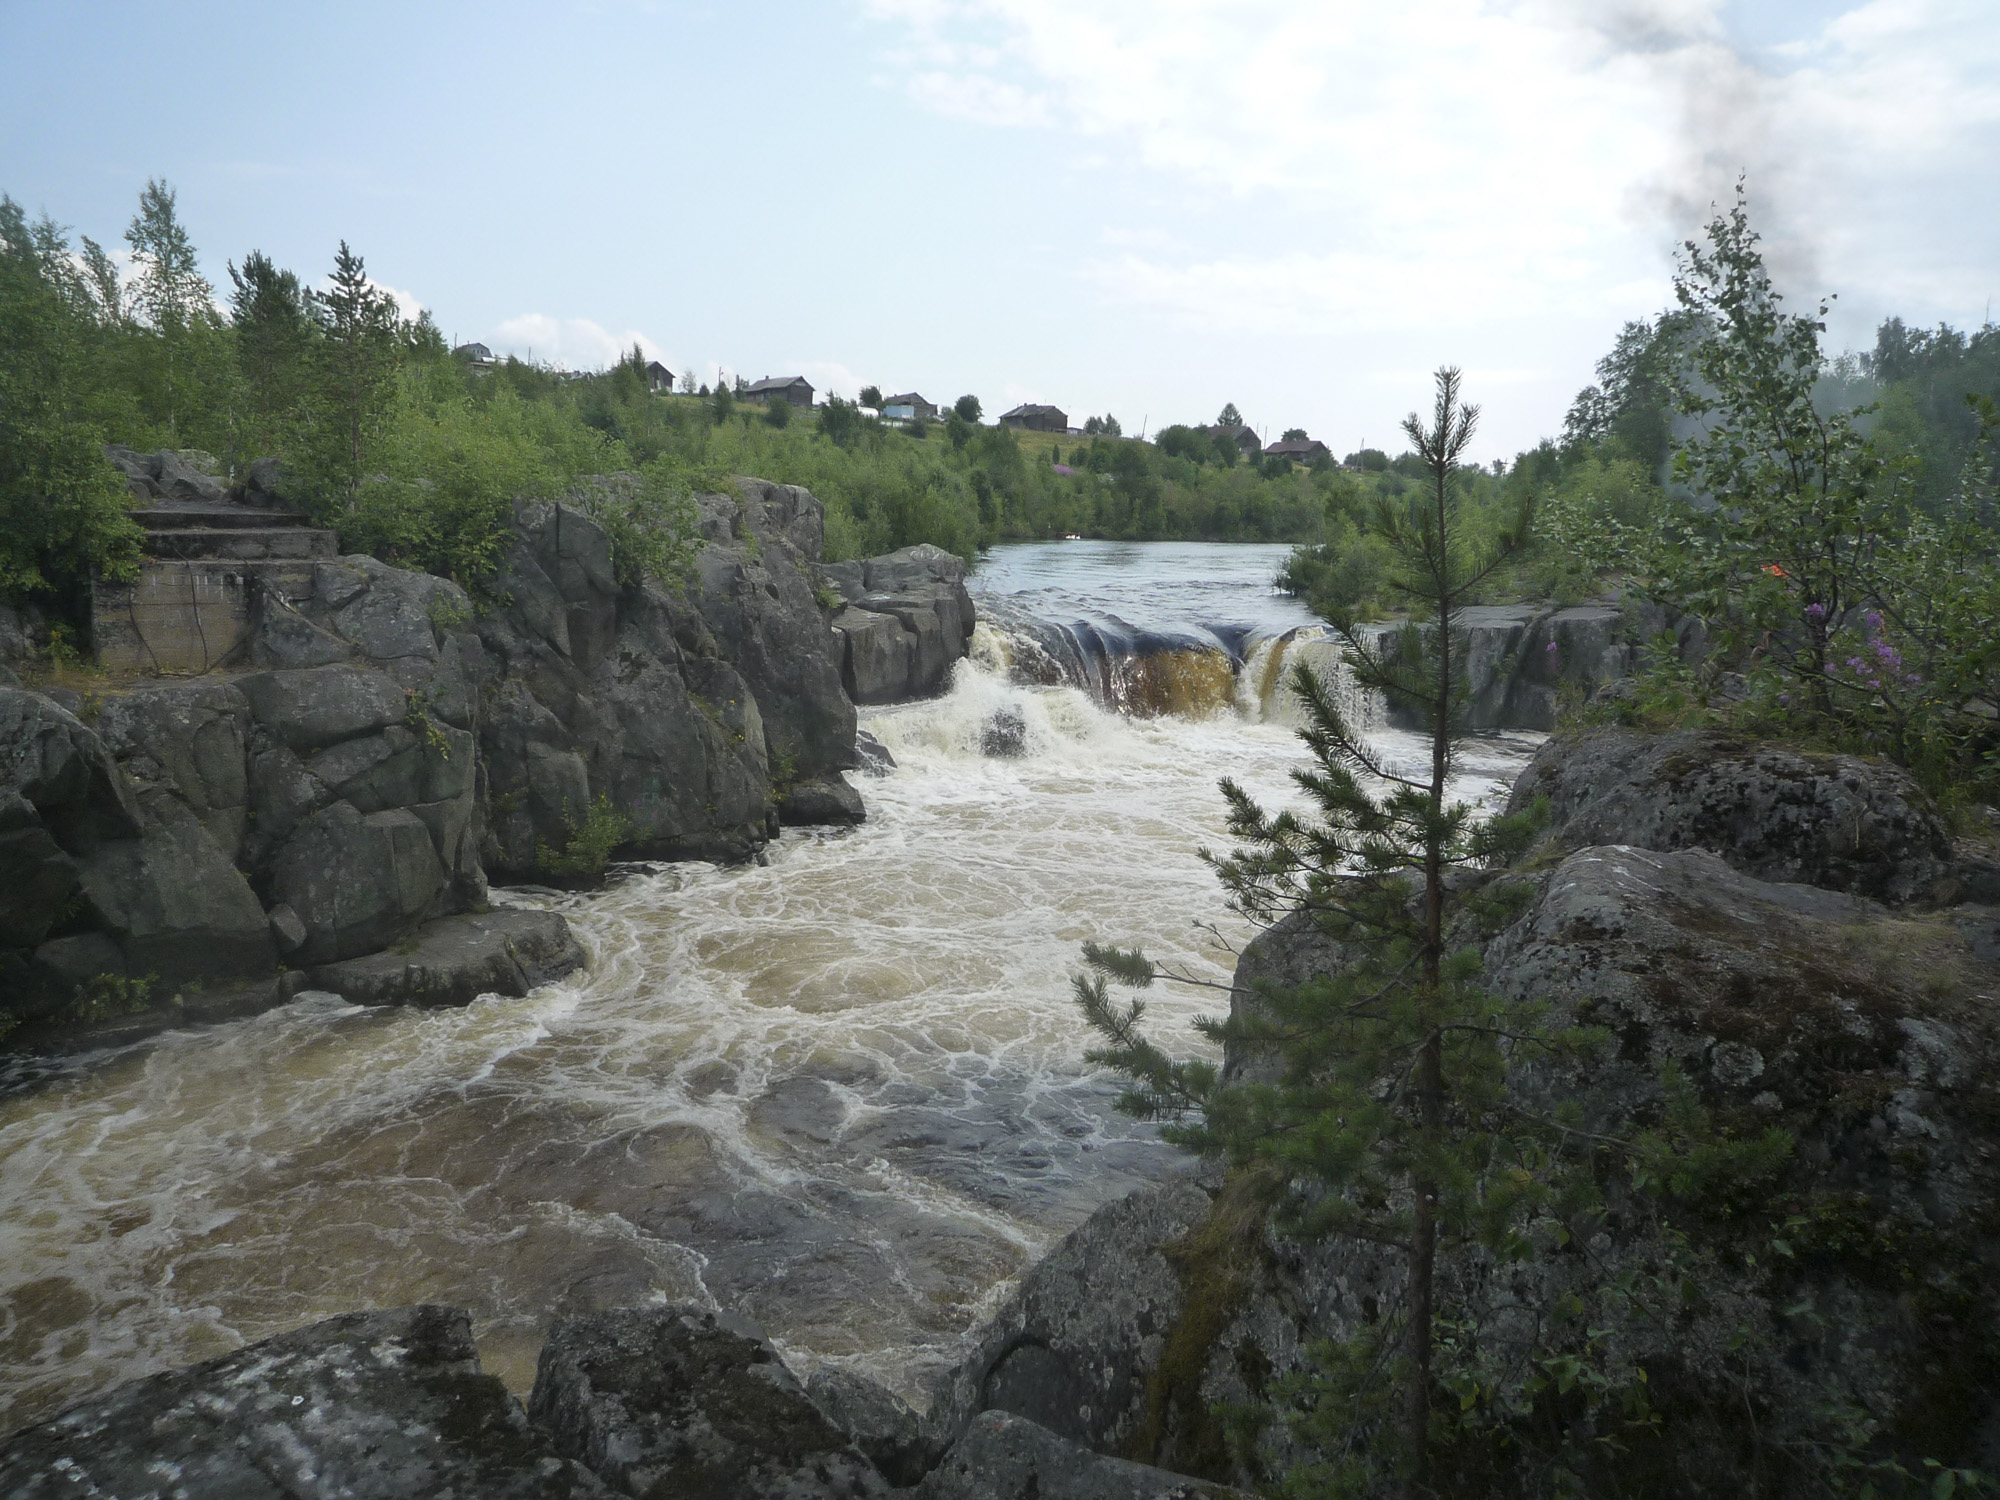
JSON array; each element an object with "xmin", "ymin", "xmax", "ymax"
[{"xmin": 0, "ymin": 541, "xmax": 1539, "ymax": 1433}]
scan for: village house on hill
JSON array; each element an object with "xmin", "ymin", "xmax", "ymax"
[
  {"xmin": 451, "ymin": 342, "xmax": 498, "ymax": 374},
  {"xmin": 645, "ymin": 360, "xmax": 675, "ymax": 393},
  {"xmin": 1264, "ymin": 435, "xmax": 1332, "ymax": 465},
  {"xmin": 881, "ymin": 393, "xmax": 938, "ymax": 422},
  {"xmin": 744, "ymin": 375, "xmax": 816, "ymax": 407},
  {"xmin": 1000, "ymin": 402, "xmax": 1067, "ymax": 433},
  {"xmin": 1204, "ymin": 422, "xmax": 1261, "ymax": 458}
]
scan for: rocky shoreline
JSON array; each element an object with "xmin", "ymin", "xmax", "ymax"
[
  {"xmin": 0, "ymin": 471, "xmax": 975, "ymax": 1053},
  {"xmin": 8, "ymin": 722, "xmax": 1997, "ymax": 1495}
]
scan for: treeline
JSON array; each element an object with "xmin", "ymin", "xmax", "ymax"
[
  {"xmin": 0, "ymin": 179, "xmax": 1354, "ymax": 623},
  {"xmin": 1280, "ymin": 276, "xmax": 2000, "ymax": 623}
]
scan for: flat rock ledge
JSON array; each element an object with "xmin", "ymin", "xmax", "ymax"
[{"xmin": 305, "ymin": 907, "xmax": 585, "ymax": 1007}]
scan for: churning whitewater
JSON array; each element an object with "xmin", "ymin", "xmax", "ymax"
[{"xmin": 0, "ymin": 542, "xmax": 1539, "ymax": 1434}]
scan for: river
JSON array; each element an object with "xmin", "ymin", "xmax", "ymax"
[{"xmin": 0, "ymin": 540, "xmax": 1540, "ymax": 1435}]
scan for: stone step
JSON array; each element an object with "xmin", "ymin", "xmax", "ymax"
[
  {"xmin": 140, "ymin": 527, "xmax": 338, "ymax": 561},
  {"xmin": 129, "ymin": 506, "xmax": 316, "ymax": 531}
]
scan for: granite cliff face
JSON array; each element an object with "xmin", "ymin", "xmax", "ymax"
[{"xmin": 0, "ymin": 475, "xmax": 888, "ymax": 1047}]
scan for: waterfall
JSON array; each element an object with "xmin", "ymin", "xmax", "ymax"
[
  {"xmin": 968, "ymin": 607, "xmax": 1241, "ymax": 720},
  {"xmin": 971, "ymin": 603, "xmax": 1385, "ymax": 733},
  {"xmin": 1235, "ymin": 626, "xmax": 1386, "ymax": 731}
]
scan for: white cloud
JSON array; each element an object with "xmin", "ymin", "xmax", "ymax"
[
  {"xmin": 861, "ymin": 0, "xmax": 2000, "ymax": 447},
  {"xmin": 489, "ymin": 314, "xmax": 670, "ymax": 372},
  {"xmin": 372, "ymin": 280, "xmax": 426, "ymax": 324}
]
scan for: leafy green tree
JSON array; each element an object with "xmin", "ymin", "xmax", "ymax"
[
  {"xmin": 953, "ymin": 393, "xmax": 981, "ymax": 422},
  {"xmin": 1282, "ymin": 427, "xmax": 1308, "ymax": 442},
  {"xmin": 1217, "ymin": 401, "xmax": 1243, "ymax": 426},
  {"xmin": 1155, "ymin": 424, "xmax": 1208, "ymax": 464},
  {"xmin": 313, "ymin": 240, "xmax": 401, "ymax": 494},
  {"xmin": 125, "ymin": 179, "xmax": 226, "ymax": 443},
  {"xmin": 709, "ymin": 379, "xmax": 734, "ymax": 425},
  {"xmin": 1639, "ymin": 189, "xmax": 1902, "ymax": 714},
  {"xmin": 0, "ymin": 200, "xmax": 143, "ymax": 593},
  {"xmin": 859, "ymin": 384, "xmax": 882, "ymax": 409},
  {"xmin": 1078, "ymin": 367, "xmax": 1545, "ymax": 1494},
  {"xmin": 818, "ymin": 395, "xmax": 861, "ymax": 447},
  {"xmin": 764, "ymin": 394, "xmax": 792, "ymax": 429}
]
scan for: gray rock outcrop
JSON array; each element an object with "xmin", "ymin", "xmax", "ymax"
[
  {"xmin": 825, "ymin": 544, "xmax": 976, "ymax": 703},
  {"xmin": 922, "ymin": 1178, "xmax": 1213, "ymax": 1461},
  {"xmin": 1507, "ymin": 726, "xmax": 1954, "ymax": 902},
  {"xmin": 0, "ymin": 1305, "xmax": 610, "ymax": 1498},
  {"xmin": 529, "ymin": 1304, "xmax": 889, "ymax": 1499},
  {"xmin": 2, "ymin": 473, "xmax": 893, "ymax": 1045},
  {"xmin": 476, "ymin": 483, "xmax": 863, "ymax": 874}
]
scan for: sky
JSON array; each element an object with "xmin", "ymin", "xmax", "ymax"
[{"xmin": 3, "ymin": 0, "xmax": 1996, "ymax": 461}]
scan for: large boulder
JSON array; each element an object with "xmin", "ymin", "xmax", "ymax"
[
  {"xmin": 0, "ymin": 1305, "xmax": 610, "ymax": 1498},
  {"xmin": 1507, "ymin": 726, "xmax": 1953, "ymax": 902},
  {"xmin": 93, "ymin": 679, "xmax": 253, "ymax": 856},
  {"xmin": 529, "ymin": 1304, "xmax": 890, "ymax": 1499},
  {"xmin": 690, "ymin": 481, "xmax": 857, "ymax": 780},
  {"xmin": 827, "ymin": 544, "xmax": 977, "ymax": 704},
  {"xmin": 0, "ymin": 790, "xmax": 78, "ymax": 951},
  {"xmin": 72, "ymin": 788, "xmax": 276, "ymax": 990},
  {"xmin": 270, "ymin": 801, "xmax": 446, "ymax": 964},
  {"xmin": 922, "ymin": 1178, "xmax": 1215, "ymax": 1463},
  {"xmin": 0, "ymin": 685, "xmax": 142, "ymax": 845}
]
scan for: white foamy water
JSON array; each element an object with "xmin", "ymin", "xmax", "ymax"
[{"xmin": 0, "ymin": 551, "xmax": 1540, "ymax": 1436}]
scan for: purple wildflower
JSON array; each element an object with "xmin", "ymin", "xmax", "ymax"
[{"xmin": 1805, "ymin": 602, "xmax": 1827, "ymax": 621}]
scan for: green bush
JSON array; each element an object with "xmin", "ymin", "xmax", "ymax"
[{"xmin": 535, "ymin": 794, "xmax": 632, "ymax": 885}]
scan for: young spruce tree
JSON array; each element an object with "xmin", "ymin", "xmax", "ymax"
[
  {"xmin": 315, "ymin": 240, "xmax": 401, "ymax": 493},
  {"xmin": 1077, "ymin": 368, "xmax": 1549, "ymax": 1495}
]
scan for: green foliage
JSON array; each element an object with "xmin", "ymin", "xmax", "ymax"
[
  {"xmin": 311, "ymin": 239, "xmax": 401, "ymax": 499},
  {"xmin": 534, "ymin": 793, "xmax": 632, "ymax": 884},
  {"xmin": 1601, "ymin": 191, "xmax": 2000, "ymax": 799},
  {"xmin": 818, "ymin": 395, "xmax": 862, "ymax": 447},
  {"xmin": 0, "ymin": 199, "xmax": 145, "ymax": 594},
  {"xmin": 764, "ymin": 393, "xmax": 791, "ymax": 428},
  {"xmin": 74, "ymin": 971, "xmax": 156, "ymax": 1024},
  {"xmin": 227, "ymin": 249, "xmax": 318, "ymax": 458},
  {"xmin": 952, "ymin": 393, "xmax": 982, "ymax": 422},
  {"xmin": 402, "ymin": 687, "xmax": 451, "ymax": 758},
  {"xmin": 568, "ymin": 459, "xmax": 704, "ymax": 589}
]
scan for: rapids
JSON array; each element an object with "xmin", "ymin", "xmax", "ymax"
[{"xmin": 0, "ymin": 541, "xmax": 1540, "ymax": 1436}]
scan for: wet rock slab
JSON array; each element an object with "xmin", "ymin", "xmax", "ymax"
[
  {"xmin": 305, "ymin": 907, "xmax": 585, "ymax": 1006},
  {"xmin": 0, "ymin": 1305, "xmax": 609, "ymax": 1498}
]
